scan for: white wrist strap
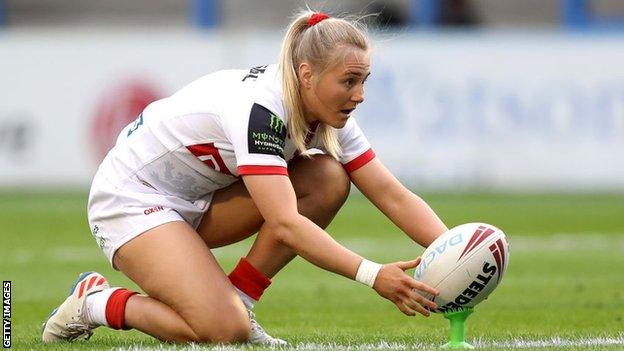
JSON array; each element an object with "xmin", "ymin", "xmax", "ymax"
[{"xmin": 355, "ymin": 259, "xmax": 382, "ymax": 288}]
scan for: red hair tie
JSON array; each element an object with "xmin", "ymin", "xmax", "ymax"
[{"xmin": 308, "ymin": 12, "xmax": 329, "ymax": 26}]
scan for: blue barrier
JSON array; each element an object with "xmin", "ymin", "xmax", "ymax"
[
  {"xmin": 562, "ymin": 0, "xmax": 590, "ymax": 27},
  {"xmin": 192, "ymin": 0, "xmax": 218, "ymax": 29},
  {"xmin": 408, "ymin": 0, "xmax": 624, "ymax": 30},
  {"xmin": 561, "ymin": 0, "xmax": 624, "ymax": 30},
  {"xmin": 410, "ymin": 0, "xmax": 439, "ymax": 28},
  {"xmin": 0, "ymin": 0, "xmax": 6, "ymax": 26}
]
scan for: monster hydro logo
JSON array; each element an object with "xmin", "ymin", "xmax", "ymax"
[
  {"xmin": 269, "ymin": 113, "xmax": 285, "ymax": 134},
  {"xmin": 90, "ymin": 78, "xmax": 163, "ymax": 164},
  {"xmin": 247, "ymin": 103, "xmax": 286, "ymax": 157}
]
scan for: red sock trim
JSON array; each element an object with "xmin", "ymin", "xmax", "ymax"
[
  {"xmin": 105, "ymin": 288, "xmax": 138, "ymax": 330},
  {"xmin": 228, "ymin": 258, "xmax": 271, "ymax": 301}
]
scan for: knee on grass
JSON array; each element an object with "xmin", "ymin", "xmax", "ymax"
[{"xmin": 189, "ymin": 309, "xmax": 251, "ymax": 344}]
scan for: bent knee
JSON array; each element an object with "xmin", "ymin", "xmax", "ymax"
[
  {"xmin": 193, "ymin": 319, "xmax": 250, "ymax": 344},
  {"xmin": 290, "ymin": 154, "xmax": 351, "ymax": 207},
  {"xmin": 188, "ymin": 306, "xmax": 251, "ymax": 343}
]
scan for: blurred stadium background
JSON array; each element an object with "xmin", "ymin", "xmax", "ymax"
[
  {"xmin": 1, "ymin": 1, "xmax": 623, "ymax": 349},
  {"xmin": 1, "ymin": 0, "xmax": 624, "ymax": 190}
]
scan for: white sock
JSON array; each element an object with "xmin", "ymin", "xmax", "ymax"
[
  {"xmin": 235, "ymin": 287, "xmax": 257, "ymax": 310},
  {"xmin": 85, "ymin": 287, "xmax": 121, "ymax": 327}
]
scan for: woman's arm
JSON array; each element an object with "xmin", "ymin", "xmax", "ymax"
[
  {"xmin": 350, "ymin": 158, "xmax": 448, "ymax": 247},
  {"xmin": 242, "ymin": 174, "xmax": 439, "ymax": 316},
  {"xmin": 244, "ymin": 174, "xmax": 361, "ymax": 277}
]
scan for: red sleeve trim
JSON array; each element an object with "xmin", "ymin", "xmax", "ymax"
[
  {"xmin": 343, "ymin": 149, "xmax": 376, "ymax": 173},
  {"xmin": 238, "ymin": 165, "xmax": 289, "ymax": 176}
]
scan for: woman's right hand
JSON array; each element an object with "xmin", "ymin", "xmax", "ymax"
[{"xmin": 372, "ymin": 257, "xmax": 439, "ymax": 316}]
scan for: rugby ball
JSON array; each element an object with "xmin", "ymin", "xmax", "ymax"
[{"xmin": 414, "ymin": 223, "xmax": 509, "ymax": 313}]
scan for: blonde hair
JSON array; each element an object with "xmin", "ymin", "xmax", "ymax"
[{"xmin": 279, "ymin": 10, "xmax": 370, "ymax": 159}]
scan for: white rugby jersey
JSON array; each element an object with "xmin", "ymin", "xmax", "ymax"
[{"xmin": 97, "ymin": 64, "xmax": 375, "ymax": 202}]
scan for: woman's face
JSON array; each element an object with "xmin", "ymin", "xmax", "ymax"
[{"xmin": 299, "ymin": 47, "xmax": 371, "ymax": 128}]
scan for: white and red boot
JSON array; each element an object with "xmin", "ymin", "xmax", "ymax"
[
  {"xmin": 228, "ymin": 258, "xmax": 287, "ymax": 346},
  {"xmin": 42, "ymin": 272, "xmax": 137, "ymax": 342}
]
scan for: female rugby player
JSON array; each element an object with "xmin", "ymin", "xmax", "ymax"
[{"xmin": 42, "ymin": 11, "xmax": 447, "ymax": 345}]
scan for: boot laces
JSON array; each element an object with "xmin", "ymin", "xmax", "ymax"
[
  {"xmin": 64, "ymin": 299, "xmax": 94, "ymax": 341},
  {"xmin": 249, "ymin": 310, "xmax": 267, "ymax": 335},
  {"xmin": 65, "ymin": 323, "xmax": 93, "ymax": 341},
  {"xmin": 247, "ymin": 310, "xmax": 286, "ymax": 346}
]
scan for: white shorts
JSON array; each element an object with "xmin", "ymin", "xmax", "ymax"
[{"xmin": 87, "ymin": 172, "xmax": 214, "ymax": 269}]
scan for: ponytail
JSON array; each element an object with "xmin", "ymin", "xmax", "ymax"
[{"xmin": 278, "ymin": 10, "xmax": 369, "ymax": 159}]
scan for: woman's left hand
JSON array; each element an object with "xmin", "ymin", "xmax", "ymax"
[{"xmin": 372, "ymin": 257, "xmax": 439, "ymax": 316}]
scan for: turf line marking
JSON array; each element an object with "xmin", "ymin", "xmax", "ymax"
[
  {"xmin": 339, "ymin": 234, "xmax": 624, "ymax": 257},
  {"xmin": 8, "ymin": 235, "xmax": 622, "ymax": 264},
  {"xmin": 209, "ymin": 234, "xmax": 624, "ymax": 260},
  {"xmin": 112, "ymin": 334, "xmax": 624, "ymax": 350},
  {"xmin": 472, "ymin": 335, "xmax": 624, "ymax": 348}
]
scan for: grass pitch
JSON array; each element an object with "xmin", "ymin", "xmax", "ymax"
[{"xmin": 1, "ymin": 191, "xmax": 623, "ymax": 350}]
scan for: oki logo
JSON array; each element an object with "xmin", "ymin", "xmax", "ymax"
[{"xmin": 144, "ymin": 206, "xmax": 164, "ymax": 215}]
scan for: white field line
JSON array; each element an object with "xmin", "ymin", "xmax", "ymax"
[
  {"xmin": 472, "ymin": 335, "xmax": 624, "ymax": 348},
  {"xmin": 5, "ymin": 234, "xmax": 624, "ymax": 264},
  {"xmin": 335, "ymin": 234, "xmax": 624, "ymax": 257},
  {"xmin": 112, "ymin": 335, "xmax": 624, "ymax": 350},
  {"xmin": 212, "ymin": 234, "xmax": 624, "ymax": 259}
]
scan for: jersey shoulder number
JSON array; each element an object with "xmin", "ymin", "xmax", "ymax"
[{"xmin": 127, "ymin": 113, "xmax": 144, "ymax": 137}]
